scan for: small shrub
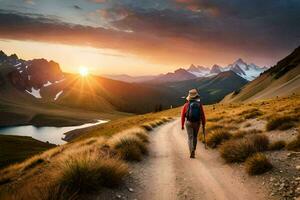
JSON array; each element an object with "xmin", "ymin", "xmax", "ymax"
[
  {"xmin": 109, "ymin": 135, "xmax": 147, "ymax": 161},
  {"xmin": 266, "ymin": 115, "xmax": 298, "ymax": 131},
  {"xmin": 155, "ymin": 120, "xmax": 164, "ymax": 126},
  {"xmin": 135, "ymin": 131, "xmax": 149, "ymax": 143},
  {"xmin": 245, "ymin": 153, "xmax": 273, "ymax": 175},
  {"xmin": 206, "ymin": 124, "xmax": 223, "ymax": 132},
  {"xmin": 206, "ymin": 124, "xmax": 237, "ymax": 133},
  {"xmin": 219, "ymin": 138, "xmax": 256, "ymax": 163},
  {"xmin": 244, "ymin": 123, "xmax": 251, "ymax": 128},
  {"xmin": 244, "ymin": 110, "xmax": 263, "ymax": 119},
  {"xmin": 206, "ymin": 130, "xmax": 231, "ymax": 148},
  {"xmin": 59, "ymin": 157, "xmax": 128, "ymax": 194},
  {"xmin": 232, "ymin": 129, "xmax": 262, "ymax": 139},
  {"xmin": 248, "ymin": 134, "xmax": 269, "ymax": 152},
  {"xmin": 269, "ymin": 140, "xmax": 286, "ymax": 151},
  {"xmin": 22, "ymin": 157, "xmax": 45, "ymax": 171},
  {"xmin": 286, "ymin": 134, "xmax": 300, "ymax": 151},
  {"xmin": 207, "ymin": 116, "xmax": 223, "ymax": 122},
  {"xmin": 149, "ymin": 122, "xmax": 158, "ymax": 128},
  {"xmin": 161, "ymin": 117, "xmax": 172, "ymax": 123},
  {"xmin": 141, "ymin": 124, "xmax": 153, "ymax": 131}
]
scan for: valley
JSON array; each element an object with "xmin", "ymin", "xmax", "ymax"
[{"xmin": 0, "ymin": 1, "xmax": 299, "ymax": 199}]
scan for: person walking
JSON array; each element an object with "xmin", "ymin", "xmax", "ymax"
[{"xmin": 181, "ymin": 89, "xmax": 206, "ymax": 158}]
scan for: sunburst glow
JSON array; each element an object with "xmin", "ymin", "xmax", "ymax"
[{"xmin": 79, "ymin": 66, "xmax": 89, "ymax": 77}]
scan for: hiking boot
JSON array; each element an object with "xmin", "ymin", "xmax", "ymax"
[{"xmin": 190, "ymin": 150, "xmax": 195, "ymax": 158}]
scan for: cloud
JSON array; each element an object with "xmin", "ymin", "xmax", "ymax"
[{"xmin": 0, "ymin": 0, "xmax": 300, "ymax": 67}]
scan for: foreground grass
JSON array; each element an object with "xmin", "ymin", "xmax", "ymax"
[
  {"xmin": 266, "ymin": 115, "xmax": 299, "ymax": 131},
  {"xmin": 0, "ymin": 116, "xmax": 172, "ymax": 200},
  {"xmin": 286, "ymin": 133, "xmax": 300, "ymax": 151},
  {"xmin": 219, "ymin": 134, "xmax": 270, "ymax": 163},
  {"xmin": 0, "ymin": 135, "xmax": 55, "ymax": 169},
  {"xmin": 59, "ymin": 155, "xmax": 128, "ymax": 194},
  {"xmin": 245, "ymin": 153, "xmax": 273, "ymax": 175},
  {"xmin": 65, "ymin": 108, "xmax": 178, "ymax": 142}
]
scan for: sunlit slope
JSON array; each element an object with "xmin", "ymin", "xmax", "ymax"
[
  {"xmin": 223, "ymin": 46, "xmax": 300, "ymax": 103},
  {"xmin": 42, "ymin": 74, "xmax": 181, "ymax": 114}
]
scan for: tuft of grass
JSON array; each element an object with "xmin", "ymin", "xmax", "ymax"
[
  {"xmin": 238, "ymin": 108, "xmax": 263, "ymax": 119},
  {"xmin": 22, "ymin": 157, "xmax": 45, "ymax": 171},
  {"xmin": 219, "ymin": 138, "xmax": 256, "ymax": 163},
  {"xmin": 266, "ymin": 115, "xmax": 299, "ymax": 131},
  {"xmin": 135, "ymin": 131, "xmax": 150, "ymax": 143},
  {"xmin": 206, "ymin": 124, "xmax": 238, "ymax": 133},
  {"xmin": 269, "ymin": 140, "xmax": 286, "ymax": 151},
  {"xmin": 207, "ymin": 116, "xmax": 223, "ymax": 122},
  {"xmin": 245, "ymin": 153, "xmax": 273, "ymax": 175},
  {"xmin": 232, "ymin": 129, "xmax": 262, "ymax": 139},
  {"xmin": 59, "ymin": 156, "xmax": 128, "ymax": 194},
  {"xmin": 141, "ymin": 124, "xmax": 153, "ymax": 131},
  {"xmin": 286, "ymin": 134, "xmax": 300, "ymax": 151},
  {"xmin": 244, "ymin": 123, "xmax": 251, "ymax": 128},
  {"xmin": 219, "ymin": 133, "xmax": 270, "ymax": 163},
  {"xmin": 248, "ymin": 134, "xmax": 269, "ymax": 152},
  {"xmin": 244, "ymin": 110, "xmax": 263, "ymax": 119},
  {"xmin": 109, "ymin": 133, "xmax": 148, "ymax": 161},
  {"xmin": 206, "ymin": 130, "xmax": 231, "ymax": 148}
]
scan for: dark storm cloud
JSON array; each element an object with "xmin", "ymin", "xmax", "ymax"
[{"xmin": 0, "ymin": 0, "xmax": 299, "ymax": 66}]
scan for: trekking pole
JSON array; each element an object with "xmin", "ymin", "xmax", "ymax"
[{"xmin": 203, "ymin": 126, "xmax": 207, "ymax": 149}]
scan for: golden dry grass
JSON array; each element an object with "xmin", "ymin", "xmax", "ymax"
[
  {"xmin": 206, "ymin": 130, "xmax": 232, "ymax": 148},
  {"xmin": 269, "ymin": 140, "xmax": 286, "ymax": 151},
  {"xmin": 0, "ymin": 117, "xmax": 171, "ymax": 200},
  {"xmin": 286, "ymin": 133, "xmax": 300, "ymax": 151},
  {"xmin": 245, "ymin": 153, "xmax": 273, "ymax": 175}
]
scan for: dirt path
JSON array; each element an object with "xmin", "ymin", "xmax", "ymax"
[{"xmin": 134, "ymin": 119, "xmax": 270, "ymax": 200}]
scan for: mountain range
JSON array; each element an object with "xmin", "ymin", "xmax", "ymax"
[
  {"xmin": 223, "ymin": 46, "xmax": 300, "ymax": 102},
  {"xmin": 0, "ymin": 50, "xmax": 251, "ymax": 126},
  {"xmin": 1, "ymin": 46, "xmax": 298, "ymax": 127},
  {"xmin": 105, "ymin": 58, "xmax": 268, "ymax": 83}
]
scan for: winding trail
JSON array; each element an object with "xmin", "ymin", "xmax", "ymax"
[{"xmin": 135, "ymin": 119, "xmax": 270, "ymax": 200}]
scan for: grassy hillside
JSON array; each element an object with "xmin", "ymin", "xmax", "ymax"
[
  {"xmin": 0, "ymin": 95, "xmax": 299, "ymax": 199},
  {"xmin": 0, "ymin": 135, "xmax": 55, "ymax": 169},
  {"xmin": 0, "ymin": 114, "xmax": 174, "ymax": 200},
  {"xmin": 223, "ymin": 46, "xmax": 300, "ymax": 103},
  {"xmin": 0, "ymin": 61, "xmax": 182, "ymax": 127}
]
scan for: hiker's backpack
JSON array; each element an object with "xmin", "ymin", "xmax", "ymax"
[{"xmin": 186, "ymin": 101, "xmax": 202, "ymax": 122}]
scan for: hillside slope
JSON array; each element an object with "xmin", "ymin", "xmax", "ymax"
[
  {"xmin": 164, "ymin": 71, "xmax": 248, "ymax": 104},
  {"xmin": 0, "ymin": 51, "xmax": 182, "ymax": 126},
  {"xmin": 223, "ymin": 46, "xmax": 300, "ymax": 102}
]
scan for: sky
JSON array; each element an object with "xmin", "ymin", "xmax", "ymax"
[{"xmin": 0, "ymin": 0, "xmax": 299, "ymax": 75}]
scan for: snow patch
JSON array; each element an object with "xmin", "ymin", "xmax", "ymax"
[
  {"xmin": 14, "ymin": 63, "xmax": 21, "ymax": 67},
  {"xmin": 43, "ymin": 81, "xmax": 52, "ymax": 87},
  {"xmin": 54, "ymin": 90, "xmax": 63, "ymax": 100},
  {"xmin": 26, "ymin": 87, "xmax": 42, "ymax": 98}
]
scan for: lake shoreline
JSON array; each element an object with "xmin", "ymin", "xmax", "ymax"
[{"xmin": 0, "ymin": 120, "xmax": 108, "ymax": 145}]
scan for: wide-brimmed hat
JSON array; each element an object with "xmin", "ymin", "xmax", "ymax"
[{"xmin": 186, "ymin": 89, "xmax": 200, "ymax": 101}]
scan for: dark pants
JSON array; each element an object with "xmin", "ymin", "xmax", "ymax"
[{"xmin": 185, "ymin": 121, "xmax": 200, "ymax": 154}]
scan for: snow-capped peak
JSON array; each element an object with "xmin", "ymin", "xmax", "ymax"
[
  {"xmin": 182, "ymin": 59, "xmax": 268, "ymax": 81},
  {"xmin": 187, "ymin": 64, "xmax": 210, "ymax": 77},
  {"xmin": 228, "ymin": 59, "xmax": 266, "ymax": 81}
]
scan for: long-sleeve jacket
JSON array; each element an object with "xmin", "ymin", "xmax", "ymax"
[{"xmin": 181, "ymin": 101, "xmax": 206, "ymax": 128}]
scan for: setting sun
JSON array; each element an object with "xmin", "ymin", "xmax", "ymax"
[{"xmin": 79, "ymin": 66, "xmax": 89, "ymax": 77}]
